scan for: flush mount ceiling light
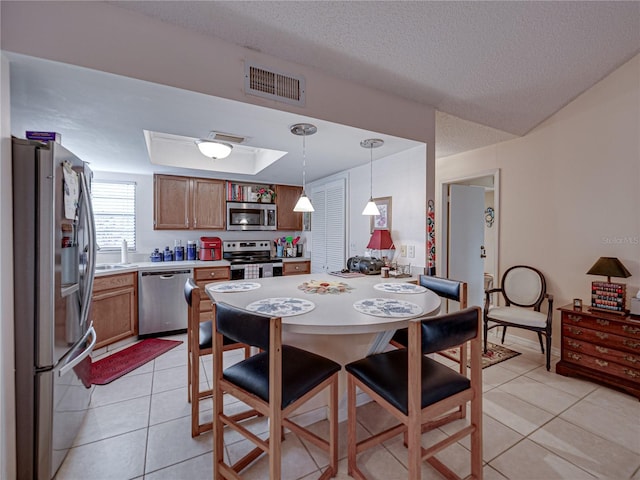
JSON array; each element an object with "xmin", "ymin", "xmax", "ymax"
[
  {"xmin": 195, "ymin": 139, "xmax": 233, "ymax": 159},
  {"xmin": 290, "ymin": 123, "xmax": 317, "ymax": 212},
  {"xmin": 361, "ymin": 138, "xmax": 384, "ymax": 216}
]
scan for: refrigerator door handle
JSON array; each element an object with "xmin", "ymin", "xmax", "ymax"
[
  {"xmin": 58, "ymin": 326, "xmax": 96, "ymax": 378},
  {"xmin": 79, "ymin": 171, "xmax": 96, "ymax": 328}
]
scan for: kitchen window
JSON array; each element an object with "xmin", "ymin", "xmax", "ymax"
[{"xmin": 92, "ymin": 180, "xmax": 136, "ymax": 250}]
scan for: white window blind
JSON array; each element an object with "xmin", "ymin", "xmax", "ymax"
[{"xmin": 92, "ymin": 180, "xmax": 136, "ymax": 250}]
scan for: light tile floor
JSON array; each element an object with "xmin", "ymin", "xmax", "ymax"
[{"xmin": 55, "ymin": 334, "xmax": 640, "ymax": 479}]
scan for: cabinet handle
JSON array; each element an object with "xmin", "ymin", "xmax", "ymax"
[
  {"xmin": 623, "ymin": 325, "xmax": 640, "ymax": 335},
  {"xmin": 623, "ymin": 368, "xmax": 639, "ymax": 379},
  {"xmin": 623, "ymin": 339, "xmax": 640, "ymax": 349},
  {"xmin": 596, "ymin": 319, "xmax": 610, "ymax": 326},
  {"xmin": 624, "ymin": 355, "xmax": 638, "ymax": 364},
  {"xmin": 567, "ymin": 352, "xmax": 581, "ymax": 361},
  {"xmin": 567, "ymin": 340, "xmax": 581, "ymax": 349},
  {"xmin": 568, "ymin": 327, "xmax": 582, "ymax": 335},
  {"xmin": 596, "ymin": 332, "xmax": 609, "ymax": 340},
  {"xmin": 210, "ymin": 272, "xmax": 216, "ymax": 277},
  {"xmin": 595, "ymin": 346, "xmax": 609, "ymax": 354},
  {"xmin": 568, "ymin": 314, "xmax": 582, "ymax": 322},
  {"xmin": 595, "ymin": 359, "xmax": 609, "ymax": 368}
]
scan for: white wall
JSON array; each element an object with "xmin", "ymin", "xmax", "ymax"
[
  {"xmin": 0, "ymin": 52, "xmax": 17, "ymax": 480},
  {"xmin": 437, "ymin": 54, "xmax": 640, "ymax": 349},
  {"xmin": 346, "ymin": 145, "xmax": 428, "ymax": 270}
]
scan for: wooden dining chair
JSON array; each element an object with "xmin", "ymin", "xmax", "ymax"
[
  {"xmin": 347, "ymin": 307, "xmax": 483, "ymax": 480},
  {"xmin": 390, "ymin": 275, "xmax": 468, "ymax": 427},
  {"xmin": 184, "ymin": 278, "xmax": 251, "ymax": 437},
  {"xmin": 212, "ymin": 300, "xmax": 341, "ymax": 479}
]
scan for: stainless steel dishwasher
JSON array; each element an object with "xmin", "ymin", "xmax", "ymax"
[{"xmin": 138, "ymin": 269, "xmax": 192, "ymax": 336}]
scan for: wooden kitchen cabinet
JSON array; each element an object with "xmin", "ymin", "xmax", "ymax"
[
  {"xmin": 91, "ymin": 272, "xmax": 138, "ymax": 349},
  {"xmin": 194, "ymin": 266, "xmax": 230, "ymax": 319},
  {"xmin": 154, "ymin": 174, "xmax": 225, "ymax": 230},
  {"xmin": 275, "ymin": 184, "xmax": 303, "ymax": 231},
  {"xmin": 556, "ymin": 305, "xmax": 640, "ymax": 399},
  {"xmin": 283, "ymin": 260, "xmax": 311, "ymax": 276}
]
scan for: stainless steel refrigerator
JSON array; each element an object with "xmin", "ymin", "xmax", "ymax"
[{"xmin": 12, "ymin": 137, "xmax": 97, "ymax": 480}]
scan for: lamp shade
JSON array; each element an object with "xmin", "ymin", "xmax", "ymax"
[
  {"xmin": 362, "ymin": 199, "xmax": 380, "ymax": 216},
  {"xmin": 586, "ymin": 257, "xmax": 631, "ymax": 280},
  {"xmin": 367, "ymin": 229, "xmax": 395, "ymax": 250},
  {"xmin": 293, "ymin": 193, "xmax": 314, "ymax": 212},
  {"xmin": 195, "ymin": 140, "xmax": 233, "ymax": 159}
]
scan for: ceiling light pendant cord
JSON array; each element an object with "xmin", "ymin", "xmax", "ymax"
[
  {"xmin": 302, "ymin": 132, "xmax": 307, "ymax": 193},
  {"xmin": 369, "ymin": 145, "xmax": 373, "ymax": 199}
]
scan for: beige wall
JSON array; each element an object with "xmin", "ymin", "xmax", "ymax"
[{"xmin": 437, "ymin": 54, "xmax": 640, "ymax": 349}]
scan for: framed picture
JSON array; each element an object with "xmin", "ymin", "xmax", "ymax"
[
  {"xmin": 573, "ymin": 298, "xmax": 582, "ymax": 310},
  {"xmin": 302, "ymin": 211, "xmax": 311, "ymax": 231},
  {"xmin": 371, "ymin": 196, "xmax": 392, "ymax": 232}
]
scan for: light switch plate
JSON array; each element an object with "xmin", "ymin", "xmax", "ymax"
[
  {"xmin": 400, "ymin": 245, "xmax": 407, "ymax": 257},
  {"xmin": 408, "ymin": 245, "xmax": 415, "ymax": 258}
]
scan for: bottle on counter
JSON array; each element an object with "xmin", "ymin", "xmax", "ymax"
[
  {"xmin": 163, "ymin": 246, "xmax": 173, "ymax": 262},
  {"xmin": 186, "ymin": 240, "xmax": 196, "ymax": 261}
]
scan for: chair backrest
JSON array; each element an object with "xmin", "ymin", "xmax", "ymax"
[
  {"xmin": 215, "ymin": 301, "xmax": 273, "ymax": 351},
  {"xmin": 416, "ymin": 307, "xmax": 480, "ymax": 354},
  {"xmin": 501, "ymin": 265, "xmax": 546, "ymax": 309},
  {"xmin": 184, "ymin": 277, "xmax": 198, "ymax": 307},
  {"xmin": 419, "ymin": 275, "xmax": 468, "ymax": 308}
]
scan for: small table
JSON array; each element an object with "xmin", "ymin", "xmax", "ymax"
[{"xmin": 206, "ymin": 274, "xmax": 441, "ymax": 419}]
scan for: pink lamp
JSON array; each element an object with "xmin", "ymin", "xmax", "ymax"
[{"xmin": 367, "ymin": 229, "xmax": 395, "ymax": 261}]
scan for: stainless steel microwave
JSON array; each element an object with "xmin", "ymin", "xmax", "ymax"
[{"xmin": 226, "ymin": 202, "xmax": 277, "ymax": 231}]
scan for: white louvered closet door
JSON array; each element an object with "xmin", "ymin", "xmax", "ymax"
[{"xmin": 310, "ymin": 178, "xmax": 346, "ymax": 273}]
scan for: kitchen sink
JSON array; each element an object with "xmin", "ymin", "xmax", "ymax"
[{"xmin": 95, "ymin": 264, "xmax": 136, "ymax": 271}]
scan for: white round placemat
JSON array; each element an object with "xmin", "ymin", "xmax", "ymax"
[
  {"xmin": 246, "ymin": 297, "xmax": 315, "ymax": 317},
  {"xmin": 208, "ymin": 282, "xmax": 261, "ymax": 293},
  {"xmin": 353, "ymin": 298, "xmax": 423, "ymax": 317},
  {"xmin": 373, "ymin": 283, "xmax": 427, "ymax": 294}
]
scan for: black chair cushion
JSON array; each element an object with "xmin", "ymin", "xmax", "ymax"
[
  {"xmin": 216, "ymin": 302, "xmax": 270, "ymax": 350},
  {"xmin": 223, "ymin": 345, "xmax": 341, "ymax": 409},
  {"xmin": 391, "ymin": 328, "xmax": 408, "ymax": 348},
  {"xmin": 345, "ymin": 349, "xmax": 470, "ymax": 415},
  {"xmin": 199, "ymin": 321, "xmax": 241, "ymax": 350},
  {"xmin": 419, "ymin": 275, "xmax": 462, "ymax": 302}
]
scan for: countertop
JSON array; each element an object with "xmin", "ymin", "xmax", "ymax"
[{"xmin": 94, "ymin": 257, "xmax": 310, "ymax": 277}]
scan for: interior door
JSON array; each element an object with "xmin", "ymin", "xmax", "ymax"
[{"xmin": 448, "ymin": 184, "xmax": 485, "ymax": 308}]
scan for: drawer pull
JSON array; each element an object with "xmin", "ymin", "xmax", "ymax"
[
  {"xmin": 596, "ymin": 332, "xmax": 609, "ymax": 340},
  {"xmin": 623, "ymin": 325, "xmax": 640, "ymax": 335},
  {"xmin": 567, "ymin": 340, "xmax": 581, "ymax": 349},
  {"xmin": 623, "ymin": 340, "xmax": 640, "ymax": 349},
  {"xmin": 568, "ymin": 314, "xmax": 582, "ymax": 322},
  {"xmin": 210, "ymin": 272, "xmax": 216, "ymax": 277},
  {"xmin": 568, "ymin": 327, "xmax": 583, "ymax": 335},
  {"xmin": 596, "ymin": 319, "xmax": 610, "ymax": 326},
  {"xmin": 624, "ymin": 355, "xmax": 638, "ymax": 364},
  {"xmin": 595, "ymin": 359, "xmax": 608, "ymax": 368},
  {"xmin": 567, "ymin": 352, "xmax": 581, "ymax": 361},
  {"xmin": 595, "ymin": 346, "xmax": 609, "ymax": 354},
  {"xmin": 623, "ymin": 368, "xmax": 639, "ymax": 379}
]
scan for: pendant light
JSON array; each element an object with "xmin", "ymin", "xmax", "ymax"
[
  {"xmin": 290, "ymin": 123, "xmax": 317, "ymax": 212},
  {"xmin": 361, "ymin": 138, "xmax": 384, "ymax": 215},
  {"xmin": 195, "ymin": 139, "xmax": 233, "ymax": 159}
]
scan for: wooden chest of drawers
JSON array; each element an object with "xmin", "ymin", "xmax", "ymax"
[{"xmin": 556, "ymin": 305, "xmax": 640, "ymax": 399}]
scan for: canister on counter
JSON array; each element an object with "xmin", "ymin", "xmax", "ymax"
[
  {"xmin": 381, "ymin": 266, "xmax": 390, "ymax": 278},
  {"xmin": 186, "ymin": 241, "xmax": 197, "ymax": 261}
]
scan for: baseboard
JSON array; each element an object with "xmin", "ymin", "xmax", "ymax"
[{"xmin": 487, "ymin": 328, "xmax": 560, "ymax": 358}]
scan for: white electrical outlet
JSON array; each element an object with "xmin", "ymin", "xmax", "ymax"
[
  {"xmin": 400, "ymin": 245, "xmax": 407, "ymax": 257},
  {"xmin": 408, "ymin": 245, "xmax": 415, "ymax": 258}
]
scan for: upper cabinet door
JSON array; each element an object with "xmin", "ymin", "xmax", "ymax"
[
  {"xmin": 154, "ymin": 175, "xmax": 225, "ymax": 230},
  {"xmin": 192, "ymin": 178, "xmax": 225, "ymax": 230},
  {"xmin": 154, "ymin": 175, "xmax": 190, "ymax": 230},
  {"xmin": 276, "ymin": 184, "xmax": 303, "ymax": 231}
]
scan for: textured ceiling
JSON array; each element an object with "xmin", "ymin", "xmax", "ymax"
[{"xmin": 110, "ymin": 0, "xmax": 640, "ymax": 140}]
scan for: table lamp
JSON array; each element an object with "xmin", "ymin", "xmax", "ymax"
[
  {"xmin": 586, "ymin": 256, "xmax": 631, "ymax": 314},
  {"xmin": 367, "ymin": 229, "xmax": 395, "ymax": 263}
]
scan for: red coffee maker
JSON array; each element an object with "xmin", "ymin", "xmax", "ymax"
[{"xmin": 199, "ymin": 236, "xmax": 222, "ymax": 261}]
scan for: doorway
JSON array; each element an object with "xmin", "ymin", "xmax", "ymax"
[{"xmin": 439, "ymin": 169, "xmax": 500, "ymax": 309}]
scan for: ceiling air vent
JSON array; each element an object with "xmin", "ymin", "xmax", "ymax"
[
  {"xmin": 244, "ymin": 62, "xmax": 306, "ymax": 106},
  {"xmin": 213, "ymin": 132, "xmax": 246, "ymax": 144}
]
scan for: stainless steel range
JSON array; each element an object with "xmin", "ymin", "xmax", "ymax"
[{"xmin": 223, "ymin": 240, "xmax": 283, "ymax": 280}]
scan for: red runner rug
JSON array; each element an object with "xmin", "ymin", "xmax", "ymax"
[{"xmin": 90, "ymin": 338, "xmax": 182, "ymax": 385}]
